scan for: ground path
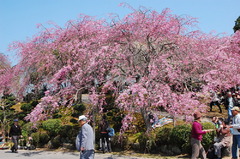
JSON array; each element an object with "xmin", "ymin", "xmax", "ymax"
[{"xmin": 0, "ymin": 149, "xmax": 233, "ymax": 159}]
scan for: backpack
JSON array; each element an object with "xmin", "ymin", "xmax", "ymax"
[{"xmin": 107, "ymin": 128, "xmax": 115, "ymax": 137}]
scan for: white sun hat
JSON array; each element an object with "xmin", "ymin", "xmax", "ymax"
[{"xmin": 78, "ymin": 115, "xmax": 87, "ymax": 121}]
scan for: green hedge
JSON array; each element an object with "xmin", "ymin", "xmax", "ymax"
[
  {"xmin": 137, "ymin": 122, "xmax": 216, "ymax": 155},
  {"xmin": 31, "ymin": 131, "xmax": 50, "ymax": 147},
  {"xmin": 111, "ymin": 133, "xmax": 129, "ymax": 151},
  {"xmin": 42, "ymin": 119, "xmax": 62, "ymax": 136}
]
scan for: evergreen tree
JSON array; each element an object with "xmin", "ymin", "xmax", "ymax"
[{"xmin": 233, "ymin": 16, "xmax": 240, "ymax": 33}]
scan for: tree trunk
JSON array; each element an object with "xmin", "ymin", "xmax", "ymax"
[{"xmin": 140, "ymin": 108, "xmax": 152, "ymax": 132}]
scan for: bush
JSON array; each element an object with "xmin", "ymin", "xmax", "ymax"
[
  {"xmin": 138, "ymin": 132, "xmax": 156, "ymax": 153},
  {"xmin": 70, "ymin": 118, "xmax": 78, "ymax": 124},
  {"xmin": 31, "ymin": 132, "xmax": 40, "ymax": 147},
  {"xmin": 73, "ymin": 103, "xmax": 86, "ymax": 112},
  {"xmin": 111, "ymin": 133, "xmax": 129, "ymax": 151},
  {"xmin": 59, "ymin": 125, "xmax": 78, "ymax": 139},
  {"xmin": 31, "ymin": 131, "xmax": 50, "ymax": 147},
  {"xmin": 202, "ymin": 122, "xmax": 216, "ymax": 150},
  {"xmin": 155, "ymin": 126, "xmax": 173, "ymax": 146},
  {"xmin": 49, "ymin": 135, "xmax": 61, "ymax": 149},
  {"xmin": 21, "ymin": 103, "xmax": 33, "ymax": 112},
  {"xmin": 169, "ymin": 124, "xmax": 191, "ymax": 153},
  {"xmin": 22, "ymin": 122, "xmax": 35, "ymax": 137},
  {"xmin": 39, "ymin": 132, "xmax": 50, "ymax": 147},
  {"xmin": 42, "ymin": 119, "xmax": 62, "ymax": 136}
]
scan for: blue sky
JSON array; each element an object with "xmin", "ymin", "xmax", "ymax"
[{"xmin": 0, "ymin": 0, "xmax": 239, "ymax": 65}]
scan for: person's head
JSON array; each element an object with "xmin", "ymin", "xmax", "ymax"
[
  {"xmin": 212, "ymin": 116, "xmax": 218, "ymax": 123},
  {"xmin": 13, "ymin": 119, "xmax": 19, "ymax": 125},
  {"xmin": 78, "ymin": 115, "xmax": 87, "ymax": 127},
  {"xmin": 193, "ymin": 111, "xmax": 202, "ymax": 121},
  {"xmin": 233, "ymin": 93, "xmax": 236, "ymax": 97},
  {"xmin": 231, "ymin": 107, "xmax": 240, "ymax": 116},
  {"xmin": 227, "ymin": 92, "xmax": 232, "ymax": 97}
]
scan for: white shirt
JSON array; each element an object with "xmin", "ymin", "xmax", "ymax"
[{"xmin": 231, "ymin": 113, "xmax": 240, "ymax": 135}]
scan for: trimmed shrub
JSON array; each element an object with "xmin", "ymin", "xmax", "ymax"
[
  {"xmin": 31, "ymin": 132, "xmax": 40, "ymax": 147},
  {"xmin": 73, "ymin": 103, "xmax": 86, "ymax": 111},
  {"xmin": 22, "ymin": 122, "xmax": 35, "ymax": 137},
  {"xmin": 21, "ymin": 103, "xmax": 33, "ymax": 112},
  {"xmin": 138, "ymin": 132, "xmax": 156, "ymax": 153},
  {"xmin": 39, "ymin": 132, "xmax": 50, "ymax": 147},
  {"xmin": 50, "ymin": 135, "xmax": 61, "ymax": 149},
  {"xmin": 31, "ymin": 131, "xmax": 50, "ymax": 147},
  {"xmin": 42, "ymin": 119, "xmax": 62, "ymax": 136},
  {"xmin": 111, "ymin": 133, "xmax": 129, "ymax": 151},
  {"xmin": 155, "ymin": 126, "xmax": 173, "ymax": 146},
  {"xmin": 169, "ymin": 124, "xmax": 191, "ymax": 153},
  {"xmin": 202, "ymin": 122, "xmax": 216, "ymax": 150}
]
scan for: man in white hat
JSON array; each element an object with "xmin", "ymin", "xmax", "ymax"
[
  {"xmin": 76, "ymin": 115, "xmax": 94, "ymax": 159},
  {"xmin": 229, "ymin": 106, "xmax": 240, "ymax": 159}
]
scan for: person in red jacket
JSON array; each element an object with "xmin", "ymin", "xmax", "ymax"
[{"xmin": 191, "ymin": 111, "xmax": 212, "ymax": 159}]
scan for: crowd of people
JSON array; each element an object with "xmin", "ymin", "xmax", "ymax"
[
  {"xmin": 191, "ymin": 106, "xmax": 240, "ymax": 159},
  {"xmin": 2, "ymin": 87, "xmax": 240, "ymax": 159}
]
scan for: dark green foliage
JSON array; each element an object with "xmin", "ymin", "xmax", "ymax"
[
  {"xmin": 233, "ymin": 16, "xmax": 240, "ymax": 33},
  {"xmin": 70, "ymin": 118, "xmax": 78, "ymax": 124},
  {"xmin": 20, "ymin": 100, "xmax": 39, "ymax": 120},
  {"xmin": 202, "ymin": 122, "xmax": 216, "ymax": 150},
  {"xmin": 73, "ymin": 103, "xmax": 86, "ymax": 112},
  {"xmin": 42, "ymin": 119, "xmax": 62, "ymax": 136},
  {"xmin": 59, "ymin": 125, "xmax": 78, "ymax": 139},
  {"xmin": 31, "ymin": 131, "xmax": 50, "ymax": 147},
  {"xmin": 111, "ymin": 133, "xmax": 129, "ymax": 151},
  {"xmin": 22, "ymin": 122, "xmax": 36, "ymax": 137},
  {"xmin": 72, "ymin": 103, "xmax": 86, "ymax": 117},
  {"xmin": 1, "ymin": 94, "xmax": 16, "ymax": 108},
  {"xmin": 21, "ymin": 103, "xmax": 33, "ymax": 112},
  {"xmin": 138, "ymin": 132, "xmax": 156, "ymax": 153},
  {"xmin": 17, "ymin": 112, "xmax": 27, "ymax": 120},
  {"xmin": 50, "ymin": 135, "xmax": 61, "ymax": 148},
  {"xmin": 31, "ymin": 132, "xmax": 40, "ymax": 147},
  {"xmin": 31, "ymin": 100, "xmax": 39, "ymax": 107},
  {"xmin": 136, "ymin": 122, "xmax": 215, "ymax": 155},
  {"xmin": 52, "ymin": 113, "xmax": 62, "ymax": 118},
  {"xmin": 0, "ymin": 94, "xmax": 17, "ymax": 135},
  {"xmin": 155, "ymin": 126, "xmax": 173, "ymax": 146},
  {"xmin": 169, "ymin": 124, "xmax": 192, "ymax": 152},
  {"xmin": 39, "ymin": 133, "xmax": 50, "ymax": 147}
]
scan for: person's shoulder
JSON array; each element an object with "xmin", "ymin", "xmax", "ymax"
[
  {"xmin": 83, "ymin": 123, "xmax": 92, "ymax": 128},
  {"xmin": 236, "ymin": 113, "xmax": 240, "ymax": 118},
  {"xmin": 192, "ymin": 121, "xmax": 201, "ymax": 126}
]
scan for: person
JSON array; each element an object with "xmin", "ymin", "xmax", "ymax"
[
  {"xmin": 232, "ymin": 93, "xmax": 240, "ymax": 107},
  {"xmin": 98, "ymin": 115, "xmax": 111, "ymax": 153},
  {"xmin": 226, "ymin": 92, "xmax": 234, "ymax": 123},
  {"xmin": 76, "ymin": 115, "xmax": 94, "ymax": 159},
  {"xmin": 213, "ymin": 118, "xmax": 231, "ymax": 159},
  {"xmin": 0, "ymin": 131, "xmax": 3, "ymax": 142},
  {"xmin": 191, "ymin": 111, "xmax": 212, "ymax": 159},
  {"xmin": 229, "ymin": 107, "xmax": 240, "ymax": 159},
  {"xmin": 212, "ymin": 117, "xmax": 221, "ymax": 129},
  {"xmin": 210, "ymin": 91, "xmax": 222, "ymax": 113},
  {"xmin": 9, "ymin": 119, "xmax": 22, "ymax": 153}
]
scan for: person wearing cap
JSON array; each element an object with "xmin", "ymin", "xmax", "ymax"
[
  {"xmin": 229, "ymin": 106, "xmax": 240, "ymax": 159},
  {"xmin": 191, "ymin": 111, "xmax": 212, "ymax": 159},
  {"xmin": 76, "ymin": 115, "xmax": 94, "ymax": 159},
  {"xmin": 9, "ymin": 119, "xmax": 22, "ymax": 153}
]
